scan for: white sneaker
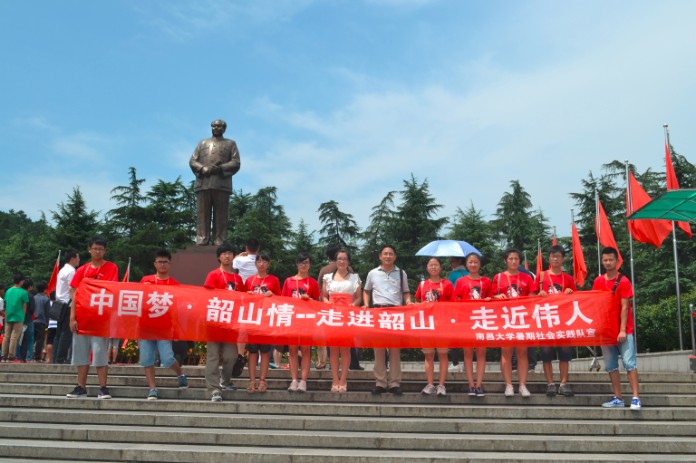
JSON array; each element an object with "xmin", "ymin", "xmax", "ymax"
[
  {"xmin": 421, "ymin": 384, "xmax": 437, "ymax": 395},
  {"xmin": 519, "ymin": 385, "xmax": 531, "ymax": 397},
  {"xmin": 504, "ymin": 384, "xmax": 515, "ymax": 397},
  {"xmin": 436, "ymin": 384, "xmax": 446, "ymax": 396},
  {"xmin": 297, "ymin": 380, "xmax": 307, "ymax": 392},
  {"xmin": 288, "ymin": 380, "xmax": 299, "ymax": 392}
]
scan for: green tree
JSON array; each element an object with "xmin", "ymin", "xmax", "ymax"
[
  {"xmin": 358, "ymin": 191, "xmax": 397, "ymax": 275},
  {"xmin": 317, "ymin": 200, "xmax": 359, "ymax": 249},
  {"xmin": 492, "ymin": 180, "xmax": 548, "ymax": 253},
  {"xmin": 51, "ymin": 187, "xmax": 100, "ymax": 252},
  {"xmin": 447, "ymin": 203, "xmax": 499, "ymax": 276},
  {"xmin": 387, "ymin": 175, "xmax": 447, "ymax": 282}
]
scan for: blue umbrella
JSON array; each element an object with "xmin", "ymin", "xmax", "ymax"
[{"xmin": 415, "ymin": 239, "xmax": 482, "ymax": 258}]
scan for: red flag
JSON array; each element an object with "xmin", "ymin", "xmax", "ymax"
[
  {"xmin": 551, "ymin": 233, "xmax": 557, "ymax": 246},
  {"xmin": 665, "ymin": 143, "xmax": 693, "ymax": 237},
  {"xmin": 122, "ymin": 259, "xmax": 131, "ymax": 283},
  {"xmin": 626, "ymin": 172, "xmax": 671, "ymax": 248},
  {"xmin": 46, "ymin": 252, "xmax": 60, "ymax": 294},
  {"xmin": 596, "ymin": 198, "xmax": 623, "ymax": 269},
  {"xmin": 571, "ymin": 223, "xmax": 587, "ymax": 287},
  {"xmin": 535, "ymin": 247, "xmax": 543, "ymax": 278}
]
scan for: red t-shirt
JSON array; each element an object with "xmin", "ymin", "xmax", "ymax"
[
  {"xmin": 204, "ymin": 269, "xmax": 244, "ymax": 291},
  {"xmin": 592, "ymin": 274, "xmax": 634, "ymax": 334},
  {"xmin": 140, "ymin": 275, "xmax": 180, "ymax": 285},
  {"xmin": 245, "ymin": 274, "xmax": 281, "ymax": 295},
  {"xmin": 414, "ymin": 279, "xmax": 454, "ymax": 302},
  {"xmin": 70, "ymin": 261, "xmax": 119, "ymax": 288},
  {"xmin": 454, "ymin": 276, "xmax": 492, "ymax": 300},
  {"xmin": 491, "ymin": 271, "xmax": 534, "ymax": 298},
  {"xmin": 282, "ymin": 276, "xmax": 320, "ymax": 300},
  {"xmin": 532, "ymin": 271, "xmax": 577, "ymax": 294}
]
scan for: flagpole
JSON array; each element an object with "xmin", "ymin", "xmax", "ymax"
[
  {"xmin": 595, "ymin": 188, "xmax": 602, "ymax": 275},
  {"xmin": 664, "ymin": 124, "xmax": 684, "ymax": 351},
  {"xmin": 625, "ymin": 160, "xmax": 639, "ymax": 351}
]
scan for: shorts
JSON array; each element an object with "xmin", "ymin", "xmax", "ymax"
[
  {"xmin": 422, "ymin": 348, "xmax": 449, "ymax": 354},
  {"xmin": 274, "ymin": 344, "xmax": 289, "ymax": 354},
  {"xmin": 540, "ymin": 346, "xmax": 572, "ymax": 363},
  {"xmin": 139, "ymin": 339, "xmax": 176, "ymax": 368},
  {"xmin": 246, "ymin": 344, "xmax": 272, "ymax": 354},
  {"xmin": 601, "ymin": 335, "xmax": 637, "ymax": 372},
  {"xmin": 108, "ymin": 338, "xmax": 122, "ymax": 350},
  {"xmin": 46, "ymin": 328, "xmax": 57, "ymax": 345},
  {"xmin": 71, "ymin": 334, "xmax": 108, "ymax": 367}
]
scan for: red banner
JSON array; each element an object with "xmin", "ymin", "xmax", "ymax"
[{"xmin": 75, "ymin": 280, "xmax": 619, "ymax": 348}]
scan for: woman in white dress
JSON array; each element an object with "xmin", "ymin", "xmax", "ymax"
[{"xmin": 321, "ymin": 248, "xmax": 362, "ymax": 393}]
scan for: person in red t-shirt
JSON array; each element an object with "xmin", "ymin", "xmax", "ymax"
[
  {"xmin": 66, "ymin": 237, "xmax": 119, "ymax": 400},
  {"xmin": 454, "ymin": 252, "xmax": 491, "ymax": 397},
  {"xmin": 139, "ymin": 249, "xmax": 188, "ymax": 400},
  {"xmin": 244, "ymin": 252, "xmax": 280, "ymax": 394},
  {"xmin": 593, "ymin": 247, "xmax": 641, "ymax": 410},
  {"xmin": 203, "ymin": 242, "xmax": 244, "ymax": 402},
  {"xmin": 414, "ymin": 257, "xmax": 454, "ymax": 396},
  {"xmin": 282, "ymin": 252, "xmax": 320, "ymax": 393},
  {"xmin": 532, "ymin": 245, "xmax": 577, "ymax": 398},
  {"xmin": 492, "ymin": 249, "xmax": 534, "ymax": 398}
]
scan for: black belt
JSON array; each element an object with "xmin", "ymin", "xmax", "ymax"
[{"xmin": 373, "ymin": 304, "xmax": 396, "ymax": 308}]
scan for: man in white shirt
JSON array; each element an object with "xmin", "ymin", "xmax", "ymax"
[
  {"xmin": 53, "ymin": 249, "xmax": 80, "ymax": 364},
  {"xmin": 232, "ymin": 238, "xmax": 260, "ymax": 283}
]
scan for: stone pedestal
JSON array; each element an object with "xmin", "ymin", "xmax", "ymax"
[
  {"xmin": 170, "ymin": 245, "xmax": 218, "ymax": 285},
  {"xmin": 690, "ymin": 356, "xmax": 696, "ymax": 373}
]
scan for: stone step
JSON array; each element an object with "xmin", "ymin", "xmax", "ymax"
[
  {"xmin": 2, "ymin": 395, "xmax": 694, "ymax": 421},
  {"xmin": 2, "ymin": 421, "xmax": 696, "ymax": 454},
  {"xmin": 0, "ymin": 438, "xmax": 693, "ymax": 463},
  {"xmin": 3, "ymin": 372, "xmax": 693, "ymax": 395},
  {"xmin": 3, "ymin": 363, "xmax": 695, "ymax": 383},
  {"xmin": 2, "ymin": 383, "xmax": 695, "ymax": 407},
  {"xmin": 3, "ymin": 407, "xmax": 695, "ymax": 436}
]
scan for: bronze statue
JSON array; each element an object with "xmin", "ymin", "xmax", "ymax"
[{"xmin": 189, "ymin": 119, "xmax": 241, "ymax": 246}]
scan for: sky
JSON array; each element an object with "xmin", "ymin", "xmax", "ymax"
[{"xmin": 1, "ymin": 0, "xmax": 695, "ymax": 241}]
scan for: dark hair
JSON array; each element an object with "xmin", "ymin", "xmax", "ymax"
[
  {"xmin": 36, "ymin": 281, "xmax": 48, "ymax": 293},
  {"xmin": 256, "ymin": 252, "xmax": 271, "ymax": 262},
  {"xmin": 295, "ymin": 252, "xmax": 311, "ymax": 264},
  {"xmin": 504, "ymin": 248, "xmax": 521, "ymax": 260},
  {"xmin": 425, "ymin": 257, "xmax": 442, "ymax": 268},
  {"xmin": 601, "ymin": 247, "xmax": 619, "ymax": 259},
  {"xmin": 335, "ymin": 247, "xmax": 352, "ymax": 264},
  {"xmin": 246, "ymin": 239, "xmax": 260, "ymax": 253},
  {"xmin": 548, "ymin": 245, "xmax": 566, "ymax": 257},
  {"xmin": 379, "ymin": 244, "xmax": 397, "ymax": 255},
  {"xmin": 325, "ymin": 243, "xmax": 341, "ymax": 261},
  {"xmin": 12, "ymin": 274, "xmax": 25, "ymax": 284},
  {"xmin": 155, "ymin": 249, "xmax": 172, "ymax": 261},
  {"xmin": 216, "ymin": 242, "xmax": 235, "ymax": 258},
  {"xmin": 64, "ymin": 249, "xmax": 79, "ymax": 264},
  {"xmin": 464, "ymin": 252, "xmax": 481, "ymax": 262},
  {"xmin": 49, "ymin": 290, "xmax": 56, "ymax": 301},
  {"xmin": 88, "ymin": 237, "xmax": 107, "ymax": 248},
  {"xmin": 22, "ymin": 278, "xmax": 33, "ymax": 290}
]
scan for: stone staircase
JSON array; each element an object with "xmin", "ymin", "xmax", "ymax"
[{"xmin": 0, "ymin": 362, "xmax": 694, "ymax": 462}]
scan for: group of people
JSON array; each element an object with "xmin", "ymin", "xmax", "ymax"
[{"xmin": 0, "ymin": 237, "xmax": 641, "ymax": 410}]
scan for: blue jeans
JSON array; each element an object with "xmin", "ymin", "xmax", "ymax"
[
  {"xmin": 601, "ymin": 334, "xmax": 637, "ymax": 372},
  {"xmin": 139, "ymin": 340, "xmax": 176, "ymax": 368}
]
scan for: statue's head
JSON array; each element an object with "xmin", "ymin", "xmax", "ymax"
[{"xmin": 211, "ymin": 119, "xmax": 227, "ymax": 136}]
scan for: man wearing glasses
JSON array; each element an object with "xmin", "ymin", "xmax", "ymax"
[{"xmin": 138, "ymin": 249, "xmax": 188, "ymax": 400}]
